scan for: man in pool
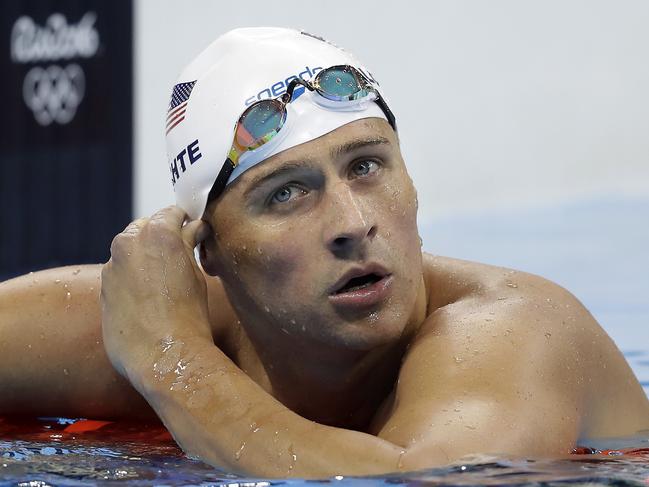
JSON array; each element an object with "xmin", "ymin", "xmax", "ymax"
[{"xmin": 1, "ymin": 27, "xmax": 648, "ymax": 478}]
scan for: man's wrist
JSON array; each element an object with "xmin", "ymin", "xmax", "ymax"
[{"xmin": 125, "ymin": 331, "xmax": 216, "ymax": 397}]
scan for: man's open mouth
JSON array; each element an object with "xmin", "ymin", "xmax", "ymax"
[
  {"xmin": 328, "ymin": 266, "xmax": 394, "ymax": 308},
  {"xmin": 334, "ymin": 273, "xmax": 383, "ymax": 294}
]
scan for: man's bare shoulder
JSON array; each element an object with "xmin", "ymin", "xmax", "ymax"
[
  {"xmin": 421, "ymin": 253, "xmax": 573, "ymax": 308},
  {"xmin": 380, "ymin": 253, "xmax": 649, "ymax": 449},
  {"xmin": 417, "ymin": 253, "xmax": 600, "ymax": 373}
]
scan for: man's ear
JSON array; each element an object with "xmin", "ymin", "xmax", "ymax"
[{"xmin": 199, "ymin": 224, "xmax": 221, "ymax": 277}]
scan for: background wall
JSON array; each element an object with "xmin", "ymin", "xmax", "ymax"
[
  {"xmin": 135, "ymin": 1, "xmax": 648, "ymax": 385},
  {"xmin": 0, "ymin": 1, "xmax": 133, "ymax": 279},
  {"xmin": 134, "ymin": 0, "xmax": 649, "ymax": 219}
]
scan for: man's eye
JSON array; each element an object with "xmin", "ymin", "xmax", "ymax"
[
  {"xmin": 270, "ymin": 184, "xmax": 306, "ymax": 205},
  {"xmin": 350, "ymin": 159, "xmax": 379, "ymax": 178}
]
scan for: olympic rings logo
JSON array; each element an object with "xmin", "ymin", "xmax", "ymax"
[{"xmin": 22, "ymin": 63, "xmax": 86, "ymax": 126}]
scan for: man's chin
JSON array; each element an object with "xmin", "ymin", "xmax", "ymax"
[{"xmin": 319, "ymin": 312, "xmax": 410, "ymax": 352}]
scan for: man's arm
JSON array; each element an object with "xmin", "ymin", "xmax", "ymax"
[
  {"xmin": 101, "ymin": 207, "xmax": 649, "ymax": 478},
  {"xmin": 105, "ymin": 274, "xmax": 581, "ymax": 477},
  {"xmin": 0, "ymin": 265, "xmax": 155, "ymax": 418}
]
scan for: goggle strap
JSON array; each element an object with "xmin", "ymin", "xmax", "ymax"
[
  {"xmin": 206, "ymin": 157, "xmax": 236, "ymax": 207},
  {"xmin": 375, "ymin": 94, "xmax": 397, "ymax": 132}
]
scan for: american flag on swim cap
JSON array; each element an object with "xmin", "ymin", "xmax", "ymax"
[{"xmin": 166, "ymin": 80, "xmax": 196, "ymax": 135}]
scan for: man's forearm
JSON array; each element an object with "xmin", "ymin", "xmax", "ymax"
[{"xmin": 132, "ymin": 334, "xmax": 416, "ymax": 478}]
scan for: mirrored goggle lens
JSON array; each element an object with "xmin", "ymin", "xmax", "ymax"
[
  {"xmin": 317, "ymin": 67, "xmax": 362, "ymax": 100},
  {"xmin": 236, "ymin": 99, "xmax": 286, "ymax": 149}
]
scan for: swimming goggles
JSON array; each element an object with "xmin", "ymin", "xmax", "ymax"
[{"xmin": 206, "ymin": 65, "xmax": 396, "ymax": 203}]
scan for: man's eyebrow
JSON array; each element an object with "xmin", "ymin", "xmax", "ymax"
[
  {"xmin": 244, "ymin": 136, "xmax": 391, "ymax": 197},
  {"xmin": 329, "ymin": 136, "xmax": 392, "ymax": 160},
  {"xmin": 245, "ymin": 162, "xmax": 314, "ymax": 197}
]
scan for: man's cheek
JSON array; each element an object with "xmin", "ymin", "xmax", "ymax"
[{"xmin": 253, "ymin": 239, "xmax": 304, "ymax": 288}]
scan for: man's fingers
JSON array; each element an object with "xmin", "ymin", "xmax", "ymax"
[
  {"xmin": 181, "ymin": 219, "xmax": 211, "ymax": 250},
  {"xmin": 149, "ymin": 205, "xmax": 188, "ymax": 229},
  {"xmin": 111, "ymin": 218, "xmax": 147, "ymax": 258},
  {"xmin": 123, "ymin": 217, "xmax": 148, "ymax": 236}
]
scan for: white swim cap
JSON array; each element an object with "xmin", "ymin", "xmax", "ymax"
[{"xmin": 165, "ymin": 27, "xmax": 394, "ymax": 220}]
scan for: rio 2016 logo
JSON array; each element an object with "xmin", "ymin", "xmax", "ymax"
[{"xmin": 11, "ymin": 12, "xmax": 99, "ymax": 127}]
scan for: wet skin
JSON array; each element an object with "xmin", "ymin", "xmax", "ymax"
[
  {"xmin": 1, "ymin": 118, "xmax": 649, "ymax": 477},
  {"xmin": 199, "ymin": 118, "xmax": 426, "ymax": 426}
]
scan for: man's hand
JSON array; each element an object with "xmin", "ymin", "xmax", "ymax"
[{"xmin": 100, "ymin": 206, "xmax": 213, "ymax": 382}]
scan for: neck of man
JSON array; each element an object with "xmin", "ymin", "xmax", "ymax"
[{"xmin": 226, "ymin": 275, "xmax": 429, "ymax": 431}]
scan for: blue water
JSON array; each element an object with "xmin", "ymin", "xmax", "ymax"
[
  {"xmin": 2, "ymin": 196, "xmax": 648, "ymax": 485},
  {"xmin": 2, "ymin": 418, "xmax": 649, "ymax": 486}
]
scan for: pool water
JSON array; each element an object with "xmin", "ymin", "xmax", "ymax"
[{"xmin": 2, "ymin": 416, "xmax": 649, "ymax": 486}]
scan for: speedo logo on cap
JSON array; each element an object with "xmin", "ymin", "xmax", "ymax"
[{"xmin": 243, "ymin": 66, "xmax": 322, "ymax": 106}]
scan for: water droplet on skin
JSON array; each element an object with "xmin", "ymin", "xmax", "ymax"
[
  {"xmin": 288, "ymin": 444, "xmax": 297, "ymax": 471},
  {"xmin": 281, "ymin": 328, "xmax": 290, "ymax": 335},
  {"xmin": 397, "ymin": 450, "xmax": 406, "ymax": 470},
  {"xmin": 63, "ymin": 368, "xmax": 69, "ymax": 376},
  {"xmin": 264, "ymin": 306, "xmax": 270, "ymax": 313},
  {"xmin": 153, "ymin": 339, "xmax": 184, "ymax": 380},
  {"xmin": 54, "ymin": 279, "xmax": 61, "ymax": 284},
  {"xmin": 66, "ymin": 292, "xmax": 71, "ymax": 300},
  {"xmin": 160, "ymin": 337, "xmax": 174, "ymax": 353},
  {"xmin": 545, "ymin": 332, "xmax": 552, "ymax": 339},
  {"xmin": 72, "ymin": 269, "xmax": 81, "ymax": 275},
  {"xmin": 506, "ymin": 281, "xmax": 518, "ymax": 288},
  {"xmin": 454, "ymin": 356, "xmax": 463, "ymax": 364},
  {"xmin": 174, "ymin": 360, "xmax": 188, "ymax": 375},
  {"xmin": 234, "ymin": 441, "xmax": 246, "ymax": 461}
]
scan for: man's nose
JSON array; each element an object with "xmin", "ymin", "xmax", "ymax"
[{"xmin": 324, "ymin": 184, "xmax": 377, "ymax": 257}]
